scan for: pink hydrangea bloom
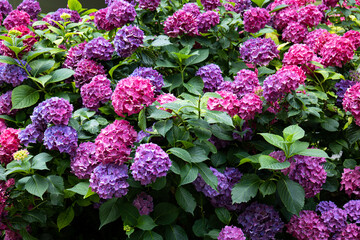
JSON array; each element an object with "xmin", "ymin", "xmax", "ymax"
[
  {"xmin": 74, "ymin": 59, "xmax": 106, "ymax": 88},
  {"xmin": 282, "ymin": 22, "xmax": 308, "ymax": 43},
  {"xmin": 201, "ymin": 0, "xmax": 221, "ymax": 10},
  {"xmin": 298, "ymin": 4, "xmax": 323, "ymax": 28},
  {"xmin": 238, "ymin": 93, "xmax": 262, "ymax": 120},
  {"xmin": 304, "ymin": 29, "xmax": 328, "ymax": 51},
  {"xmin": 138, "ymin": 0, "xmax": 160, "ymax": 11},
  {"xmin": 0, "ymin": 128, "xmax": 21, "ymax": 165},
  {"xmin": 340, "ymin": 166, "xmax": 360, "ymax": 197},
  {"xmin": 278, "ymin": 65, "xmax": 306, "ymax": 84},
  {"xmin": 197, "ymin": 11, "xmax": 220, "ymax": 33},
  {"xmin": 343, "ymin": 83, "xmax": 360, "ymax": 125},
  {"xmin": 320, "ymin": 36, "xmax": 355, "ymax": 67},
  {"xmin": 218, "ymin": 226, "xmax": 246, "ymax": 240},
  {"xmin": 323, "ymin": 0, "xmax": 339, "ymax": 7},
  {"xmin": 272, "ymin": 8, "xmax": 298, "ymax": 31},
  {"xmin": 80, "ymin": 75, "xmax": 112, "ymax": 110},
  {"xmin": 338, "ymin": 224, "xmax": 360, "ymax": 240},
  {"xmin": 112, "ymin": 76, "xmax": 155, "ymax": 117},
  {"xmin": 3, "ymin": 10, "xmax": 30, "ymax": 30},
  {"xmin": 164, "ymin": 10, "xmax": 199, "ymax": 38},
  {"xmin": 155, "ymin": 93, "xmax": 177, "ymax": 112},
  {"xmin": 71, "ymin": 142, "xmax": 99, "ymax": 179},
  {"xmin": 283, "ymin": 44, "xmax": 315, "ymax": 66},
  {"xmin": 63, "ymin": 42, "xmax": 86, "ymax": 70},
  {"xmin": 95, "ymin": 120, "xmax": 137, "ymax": 165},
  {"xmin": 94, "ymin": 8, "xmax": 115, "ymax": 31},
  {"xmin": 182, "ymin": 3, "xmax": 200, "ymax": 17},
  {"xmin": 314, "ymin": 31, "xmax": 338, "ymax": 54},
  {"xmin": 343, "ymin": 30, "xmax": 360, "ymax": 49},
  {"xmin": 243, "ymin": 7, "xmax": 271, "ymax": 33},
  {"xmin": 207, "ymin": 91, "xmax": 241, "ymax": 117}
]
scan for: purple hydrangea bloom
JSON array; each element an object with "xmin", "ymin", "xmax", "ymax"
[
  {"xmin": 0, "ymin": 91, "xmax": 16, "ymax": 116},
  {"xmin": 71, "ymin": 142, "xmax": 98, "ymax": 179},
  {"xmin": 304, "ymin": 28, "xmax": 328, "ymax": 51},
  {"xmin": 138, "ymin": 0, "xmax": 160, "ymax": 11},
  {"xmin": 0, "ymin": 60, "xmax": 30, "ymax": 87},
  {"xmin": 218, "ymin": 226, "xmax": 246, "ymax": 240},
  {"xmin": 17, "ymin": 0, "xmax": 41, "ymax": 20},
  {"xmin": 343, "ymin": 200, "xmax": 360, "ymax": 223},
  {"xmin": 164, "ymin": 10, "xmax": 199, "ymax": 38},
  {"xmin": 272, "ymin": 7, "xmax": 298, "ymax": 31},
  {"xmin": 83, "ymin": 37, "xmax": 114, "ymax": 61},
  {"xmin": 80, "ymin": 75, "xmax": 112, "ymax": 110},
  {"xmin": 196, "ymin": 64, "xmax": 224, "ymax": 92},
  {"xmin": 235, "ymin": 0, "xmax": 252, "ymax": 14},
  {"xmin": 316, "ymin": 201, "xmax": 337, "ymax": 214},
  {"xmin": 240, "ymin": 38, "xmax": 279, "ymax": 66},
  {"xmin": 74, "ymin": 59, "xmax": 106, "ymax": 88},
  {"xmin": 201, "ymin": 0, "xmax": 221, "ymax": 10},
  {"xmin": 49, "ymin": 8, "xmax": 80, "ymax": 26},
  {"xmin": 182, "ymin": 3, "xmax": 200, "ymax": 17},
  {"xmin": 35, "ymin": 97, "xmax": 73, "ymax": 126},
  {"xmin": 218, "ymin": 69, "xmax": 259, "ymax": 98},
  {"xmin": 323, "ymin": 0, "xmax": 338, "ymax": 7},
  {"xmin": 350, "ymin": 70, "xmax": 360, "ymax": 82},
  {"xmin": 339, "ymin": 223, "xmax": 360, "ymax": 240},
  {"xmin": 243, "ymin": 7, "xmax": 271, "ymax": 33},
  {"xmin": 90, "ymin": 163, "xmax": 129, "ymax": 199},
  {"xmin": 237, "ymin": 202, "xmax": 284, "ymax": 240},
  {"xmin": 18, "ymin": 124, "xmax": 43, "ymax": 146},
  {"xmin": 282, "ymin": 22, "xmax": 308, "ymax": 44},
  {"xmin": 233, "ymin": 123, "xmax": 253, "ymax": 142},
  {"xmin": 3, "ymin": 10, "xmax": 30, "ymax": 30},
  {"xmin": 114, "ymin": 25, "xmax": 144, "ymax": 58},
  {"xmin": 320, "ymin": 208, "xmax": 347, "ymax": 234},
  {"xmin": 43, "ymin": 125, "xmax": 78, "ymax": 155},
  {"xmin": 94, "ymin": 8, "xmax": 115, "ymax": 31},
  {"xmin": 335, "ymin": 80, "xmax": 356, "ymax": 107},
  {"xmin": 0, "ymin": 0, "xmax": 12, "ymax": 18},
  {"xmin": 63, "ymin": 42, "xmax": 86, "ymax": 70},
  {"xmin": 133, "ymin": 192, "xmax": 153, "ymax": 215},
  {"xmin": 136, "ymin": 127, "xmax": 153, "ymax": 143},
  {"xmin": 130, "ymin": 143, "xmax": 171, "ymax": 185},
  {"xmin": 130, "ymin": 67, "xmax": 164, "ymax": 95},
  {"xmin": 197, "ymin": 11, "xmax": 220, "ymax": 33},
  {"xmin": 106, "ymin": 0, "xmax": 136, "ymax": 28}
]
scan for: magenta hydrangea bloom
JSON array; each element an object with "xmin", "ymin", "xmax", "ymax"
[
  {"xmin": 238, "ymin": 93, "xmax": 262, "ymax": 120},
  {"xmin": 130, "ymin": 67, "xmax": 164, "ymax": 95},
  {"xmin": 0, "ymin": 128, "xmax": 21, "ymax": 165},
  {"xmin": 74, "ymin": 59, "xmax": 106, "ymax": 88},
  {"xmin": 340, "ymin": 166, "xmax": 360, "ymax": 197},
  {"xmin": 343, "ymin": 200, "xmax": 360, "ymax": 223},
  {"xmin": 0, "ymin": 0, "xmax": 12, "ymax": 18},
  {"xmin": 84, "ymin": 37, "xmax": 114, "ymax": 61},
  {"xmin": 106, "ymin": 0, "xmax": 136, "ymax": 28},
  {"xmin": 90, "ymin": 163, "xmax": 129, "ymax": 199},
  {"xmin": 0, "ymin": 61, "xmax": 30, "ymax": 87},
  {"xmin": 43, "ymin": 125, "xmax": 78, "ymax": 155},
  {"xmin": 321, "ymin": 208, "xmax": 347, "ymax": 234},
  {"xmin": 3, "ymin": 10, "xmax": 30, "ymax": 30},
  {"xmin": 164, "ymin": 10, "xmax": 199, "ymax": 38},
  {"xmin": 81, "ymin": 75, "xmax": 112, "ymax": 110},
  {"xmin": 272, "ymin": 8, "xmax": 298, "ymax": 31},
  {"xmin": 95, "ymin": 120, "xmax": 137, "ymax": 165},
  {"xmin": 133, "ymin": 192, "xmax": 154, "ymax": 215},
  {"xmin": 278, "ymin": 65, "xmax": 306, "ymax": 84},
  {"xmin": 63, "ymin": 42, "xmax": 86, "ymax": 70},
  {"xmin": 130, "ymin": 143, "xmax": 171, "ymax": 185},
  {"xmin": 94, "ymin": 8, "xmax": 115, "ymax": 31},
  {"xmin": 316, "ymin": 201, "xmax": 337, "ymax": 214},
  {"xmin": 243, "ymin": 7, "xmax": 270, "ymax": 33},
  {"xmin": 298, "ymin": 4, "xmax": 323, "ymax": 28},
  {"xmin": 112, "ymin": 76, "xmax": 154, "ymax": 117},
  {"xmin": 196, "ymin": 64, "xmax": 223, "ymax": 92},
  {"xmin": 218, "ymin": 70, "xmax": 259, "ymax": 98},
  {"xmin": 71, "ymin": 142, "xmax": 98, "ymax": 179},
  {"xmin": 138, "ymin": 0, "xmax": 160, "ymax": 11},
  {"xmin": 0, "ymin": 178, "xmax": 14, "ymax": 218},
  {"xmin": 182, "ymin": 3, "xmax": 200, "ymax": 17},
  {"xmin": 49, "ymin": 8, "xmax": 81, "ymax": 26},
  {"xmin": 114, "ymin": 25, "xmax": 144, "ymax": 58},
  {"xmin": 36, "ymin": 97, "xmax": 73, "ymax": 126},
  {"xmin": 323, "ymin": 0, "xmax": 339, "ymax": 7},
  {"xmin": 339, "ymin": 223, "xmax": 360, "ymax": 240},
  {"xmin": 0, "ymin": 91, "xmax": 16, "ymax": 116},
  {"xmin": 286, "ymin": 210, "xmax": 329, "ymax": 240},
  {"xmin": 304, "ymin": 29, "xmax": 328, "ymax": 51},
  {"xmin": 0, "ymin": 119, "xmax": 5, "ymax": 132},
  {"xmin": 218, "ymin": 226, "xmax": 246, "ymax": 240},
  {"xmin": 314, "ymin": 31, "xmax": 337, "ymax": 54},
  {"xmin": 197, "ymin": 11, "xmax": 220, "ymax": 33},
  {"xmin": 17, "ymin": 0, "xmax": 41, "ymax": 20},
  {"xmin": 18, "ymin": 123, "xmax": 43, "ymax": 146},
  {"xmin": 343, "ymin": 30, "xmax": 360, "ymax": 49},
  {"xmin": 282, "ymin": 22, "xmax": 308, "ymax": 44},
  {"xmin": 207, "ymin": 91, "xmax": 240, "ymax": 117},
  {"xmin": 237, "ymin": 202, "xmax": 284, "ymax": 240},
  {"xmin": 240, "ymin": 38, "xmax": 279, "ymax": 66},
  {"xmin": 155, "ymin": 93, "xmax": 177, "ymax": 112},
  {"xmin": 283, "ymin": 44, "xmax": 315, "ymax": 66},
  {"xmin": 320, "ymin": 36, "xmax": 355, "ymax": 67},
  {"xmin": 201, "ymin": 0, "xmax": 221, "ymax": 10},
  {"xmin": 343, "ymin": 83, "xmax": 360, "ymax": 126}
]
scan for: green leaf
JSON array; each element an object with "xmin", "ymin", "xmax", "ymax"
[
  {"xmin": 154, "ymin": 120, "xmax": 173, "ymax": 137},
  {"xmin": 153, "ymin": 203, "xmax": 179, "ymax": 225},
  {"xmin": 118, "ymin": 202, "xmax": 140, "ymax": 226},
  {"xmin": 57, "ymin": 207, "xmax": 74, "ymax": 231},
  {"xmin": 175, "ymin": 187, "xmax": 196, "ymax": 215},
  {"xmin": 277, "ymin": 177, "xmax": 305, "ymax": 215},
  {"xmin": 180, "ymin": 164, "xmax": 198, "ymax": 186},
  {"xmin": 215, "ymin": 208, "xmax": 231, "ymax": 225},
  {"xmin": 251, "ymin": 0, "xmax": 269, "ymax": 7},
  {"xmin": 31, "ymin": 153, "xmax": 53, "ymax": 170},
  {"xmin": 168, "ymin": 148, "xmax": 193, "ymax": 163},
  {"xmin": 296, "ymin": 149, "xmax": 329, "ymax": 158},
  {"xmin": 283, "ymin": 125, "xmax": 305, "ymax": 142},
  {"xmin": 143, "ymin": 231, "xmax": 163, "ymax": 240},
  {"xmin": 183, "ymin": 76, "xmax": 204, "ymax": 95},
  {"xmin": 321, "ymin": 118, "xmax": 339, "ymax": 132},
  {"xmin": 25, "ymin": 175, "xmax": 49, "ymax": 199},
  {"xmin": 47, "ymin": 175, "xmax": 64, "ymax": 195},
  {"xmin": 47, "ymin": 68, "xmax": 75, "ymax": 84},
  {"xmin": 156, "ymin": 59, "xmax": 177, "ymax": 68},
  {"xmin": 269, "ymin": 4, "xmax": 289, "ymax": 13},
  {"xmin": 148, "ymin": 108, "xmax": 173, "ymax": 120},
  {"xmin": 288, "ymin": 141, "xmax": 309, "ymax": 157},
  {"xmin": 343, "ymin": 159, "xmax": 357, "ymax": 169},
  {"xmin": 11, "ymin": 85, "xmax": 39, "ymax": 110},
  {"xmin": 259, "ymin": 133, "xmax": 285, "ymax": 150},
  {"xmin": 165, "ymin": 225, "xmax": 188, "ymax": 240},
  {"xmin": 68, "ymin": 0, "xmax": 82, "ymax": 12},
  {"xmin": 204, "ymin": 110, "xmax": 234, "ymax": 127},
  {"xmin": 137, "ymin": 215, "xmax": 157, "ymax": 231},
  {"xmin": 232, "ymin": 174, "xmax": 262, "ymax": 203},
  {"xmin": 138, "ymin": 108, "xmax": 147, "ymax": 131},
  {"xmin": 29, "ymin": 59, "xmax": 55, "ymax": 76},
  {"xmin": 83, "ymin": 119, "xmax": 100, "ymax": 134},
  {"xmin": 99, "ymin": 198, "xmax": 122, "ymax": 229},
  {"xmin": 196, "ymin": 162, "xmax": 218, "ymax": 191},
  {"xmin": 259, "ymin": 155, "xmax": 290, "ymax": 170},
  {"xmin": 185, "ymin": 49, "xmax": 209, "ymax": 66},
  {"xmin": 0, "ymin": 55, "xmax": 18, "ymax": 65},
  {"xmin": 67, "ymin": 182, "xmax": 90, "ymax": 196},
  {"xmin": 259, "ymin": 181, "xmax": 276, "ymax": 197},
  {"xmin": 188, "ymin": 147, "xmax": 209, "ymax": 163},
  {"xmin": 23, "ymin": 210, "xmax": 47, "ymax": 224},
  {"xmin": 29, "ymin": 75, "xmax": 52, "ymax": 87},
  {"xmin": 151, "ymin": 35, "xmax": 171, "ymax": 47}
]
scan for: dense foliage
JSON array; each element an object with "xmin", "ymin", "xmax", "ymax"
[{"xmin": 1, "ymin": 0, "xmax": 360, "ymax": 239}]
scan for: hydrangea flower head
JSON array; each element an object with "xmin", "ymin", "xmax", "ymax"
[
  {"xmin": 304, "ymin": 29, "xmax": 328, "ymax": 51},
  {"xmin": 196, "ymin": 64, "xmax": 223, "ymax": 92},
  {"xmin": 17, "ymin": 0, "xmax": 41, "ymax": 20},
  {"xmin": 63, "ymin": 42, "xmax": 86, "ymax": 70},
  {"xmin": 71, "ymin": 142, "xmax": 98, "ymax": 179},
  {"xmin": 283, "ymin": 44, "xmax": 315, "ymax": 66},
  {"xmin": 0, "ymin": 91, "xmax": 16, "ymax": 116},
  {"xmin": 272, "ymin": 7, "xmax": 298, "ymax": 31},
  {"xmin": 197, "ymin": 11, "xmax": 220, "ymax": 33},
  {"xmin": 343, "ymin": 200, "xmax": 360, "ymax": 223},
  {"xmin": 182, "ymin": 3, "xmax": 200, "ymax": 17},
  {"xmin": 343, "ymin": 83, "xmax": 360, "ymax": 126},
  {"xmin": 207, "ymin": 91, "xmax": 241, "ymax": 117},
  {"xmin": 314, "ymin": 31, "xmax": 338, "ymax": 54},
  {"xmin": 237, "ymin": 202, "xmax": 284, "ymax": 240},
  {"xmin": 232, "ymin": 69, "xmax": 260, "ymax": 98},
  {"xmin": 320, "ymin": 208, "xmax": 347, "ymax": 234},
  {"xmin": 3, "ymin": 10, "xmax": 30, "ymax": 30},
  {"xmin": 243, "ymin": 7, "xmax": 270, "ymax": 33},
  {"xmin": 316, "ymin": 201, "xmax": 337, "ymax": 214},
  {"xmin": 240, "ymin": 38, "xmax": 279, "ymax": 66},
  {"xmin": 164, "ymin": 10, "xmax": 199, "ymax": 38},
  {"xmin": 282, "ymin": 22, "xmax": 308, "ymax": 43},
  {"xmin": 130, "ymin": 143, "xmax": 171, "ymax": 185},
  {"xmin": 37, "ymin": 97, "xmax": 73, "ymax": 126},
  {"xmin": 112, "ymin": 76, "xmax": 154, "ymax": 117},
  {"xmin": 335, "ymin": 80, "xmax": 356, "ymax": 107},
  {"xmin": 298, "ymin": 4, "xmax": 323, "ymax": 28},
  {"xmin": 0, "ymin": 60, "xmax": 30, "ymax": 87},
  {"xmin": 235, "ymin": 0, "xmax": 252, "ymax": 14},
  {"xmin": 323, "ymin": 0, "xmax": 339, "ymax": 7},
  {"xmin": 0, "ymin": 128, "xmax": 21, "ymax": 165},
  {"xmin": 338, "ymin": 223, "xmax": 360, "ymax": 240},
  {"xmin": 0, "ymin": 119, "xmax": 5, "ymax": 132},
  {"xmin": 90, "ymin": 163, "xmax": 129, "ymax": 199},
  {"xmin": 81, "ymin": 75, "xmax": 112, "ymax": 111},
  {"xmin": 155, "ymin": 93, "xmax": 177, "ymax": 112},
  {"xmin": 13, "ymin": 149, "xmax": 29, "ymax": 161},
  {"xmin": 18, "ymin": 124, "xmax": 43, "ymax": 146},
  {"xmin": 94, "ymin": 8, "xmax": 115, "ymax": 31},
  {"xmin": 95, "ymin": 120, "xmax": 137, "ymax": 165},
  {"xmin": 0, "ymin": 0, "xmax": 12, "ymax": 18},
  {"xmin": 218, "ymin": 226, "xmax": 246, "ymax": 240},
  {"xmin": 133, "ymin": 192, "xmax": 154, "ymax": 215},
  {"xmin": 106, "ymin": 0, "xmax": 136, "ymax": 28},
  {"xmin": 114, "ymin": 25, "xmax": 144, "ymax": 58},
  {"xmin": 74, "ymin": 59, "xmax": 106, "ymax": 88},
  {"xmin": 130, "ymin": 67, "xmax": 164, "ymax": 95},
  {"xmin": 201, "ymin": 0, "xmax": 221, "ymax": 10},
  {"xmin": 43, "ymin": 125, "xmax": 78, "ymax": 155},
  {"xmin": 84, "ymin": 37, "xmax": 114, "ymax": 61},
  {"xmin": 138, "ymin": 0, "xmax": 160, "ymax": 11},
  {"xmin": 343, "ymin": 30, "xmax": 360, "ymax": 49},
  {"xmin": 238, "ymin": 93, "xmax": 262, "ymax": 120},
  {"xmin": 320, "ymin": 36, "xmax": 355, "ymax": 67},
  {"xmin": 49, "ymin": 8, "xmax": 80, "ymax": 26}
]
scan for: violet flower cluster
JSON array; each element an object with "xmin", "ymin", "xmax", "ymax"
[
  {"xmin": 282, "ymin": 22, "xmax": 308, "ymax": 44},
  {"xmin": 320, "ymin": 208, "xmax": 347, "ymax": 234},
  {"xmin": 316, "ymin": 200, "xmax": 337, "ymax": 214},
  {"xmin": 106, "ymin": 0, "xmax": 136, "ymax": 28},
  {"xmin": 201, "ymin": 0, "xmax": 221, "ymax": 10},
  {"xmin": 74, "ymin": 59, "xmax": 106, "ymax": 88},
  {"xmin": 114, "ymin": 25, "xmax": 144, "ymax": 58},
  {"xmin": 0, "ymin": 0, "xmax": 12, "ymax": 18},
  {"xmin": 272, "ymin": 7, "xmax": 298, "ymax": 31},
  {"xmin": 63, "ymin": 42, "xmax": 87, "ymax": 70},
  {"xmin": 243, "ymin": 7, "xmax": 271, "ymax": 33},
  {"xmin": 138, "ymin": 0, "xmax": 160, "ymax": 11},
  {"xmin": 48, "ymin": 8, "xmax": 80, "ymax": 26},
  {"xmin": 0, "ymin": 91, "xmax": 16, "ymax": 116},
  {"xmin": 196, "ymin": 64, "xmax": 224, "ymax": 92},
  {"xmin": 130, "ymin": 67, "xmax": 164, "ymax": 95},
  {"xmin": 335, "ymin": 80, "xmax": 356, "ymax": 107},
  {"xmin": 197, "ymin": 11, "xmax": 220, "ymax": 33},
  {"xmin": 80, "ymin": 75, "xmax": 112, "ymax": 110},
  {"xmin": 240, "ymin": 38, "xmax": 279, "ymax": 66},
  {"xmin": 3, "ymin": 10, "xmax": 30, "ymax": 30},
  {"xmin": 94, "ymin": 8, "xmax": 114, "ymax": 31},
  {"xmin": 83, "ymin": 37, "xmax": 114, "ymax": 61},
  {"xmin": 182, "ymin": 3, "xmax": 200, "ymax": 17},
  {"xmin": 340, "ymin": 166, "xmax": 360, "ymax": 197},
  {"xmin": 70, "ymin": 142, "xmax": 98, "ymax": 179},
  {"xmin": 42, "ymin": 125, "xmax": 78, "ymax": 156},
  {"xmin": 218, "ymin": 226, "xmax": 246, "ymax": 240},
  {"xmin": 0, "ymin": 60, "xmax": 31, "ymax": 87},
  {"xmin": 132, "ymin": 192, "xmax": 154, "ymax": 215},
  {"xmin": 164, "ymin": 10, "xmax": 199, "ymax": 38},
  {"xmin": 343, "ymin": 200, "xmax": 360, "ymax": 223},
  {"xmin": 343, "ymin": 83, "xmax": 360, "ymax": 126},
  {"xmin": 17, "ymin": 0, "xmax": 41, "ymax": 20}
]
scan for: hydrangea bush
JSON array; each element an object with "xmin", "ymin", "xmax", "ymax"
[{"xmin": 1, "ymin": 0, "xmax": 360, "ymax": 239}]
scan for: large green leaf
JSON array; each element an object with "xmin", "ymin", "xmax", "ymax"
[
  {"xmin": 153, "ymin": 203, "xmax": 179, "ymax": 225},
  {"xmin": 25, "ymin": 175, "xmax": 49, "ymax": 199},
  {"xmin": 57, "ymin": 207, "xmax": 74, "ymax": 231},
  {"xmin": 259, "ymin": 181, "xmax": 276, "ymax": 197},
  {"xmin": 118, "ymin": 202, "xmax": 140, "ymax": 226},
  {"xmin": 175, "ymin": 187, "xmax": 196, "ymax": 215},
  {"xmin": 259, "ymin": 155, "xmax": 290, "ymax": 170},
  {"xmin": 29, "ymin": 59, "xmax": 55, "ymax": 76},
  {"xmin": 259, "ymin": 133, "xmax": 285, "ymax": 150},
  {"xmin": 232, "ymin": 174, "xmax": 262, "ymax": 203},
  {"xmin": 283, "ymin": 125, "xmax": 305, "ymax": 142},
  {"xmin": 215, "ymin": 208, "xmax": 231, "ymax": 225},
  {"xmin": 68, "ymin": 0, "xmax": 82, "ymax": 12},
  {"xmin": 31, "ymin": 153, "xmax": 53, "ymax": 170},
  {"xmin": 67, "ymin": 182, "xmax": 90, "ymax": 196},
  {"xmin": 168, "ymin": 148, "xmax": 193, "ymax": 163},
  {"xmin": 165, "ymin": 225, "xmax": 188, "ymax": 240},
  {"xmin": 185, "ymin": 49, "xmax": 209, "ymax": 66},
  {"xmin": 46, "ymin": 68, "xmax": 75, "ymax": 84},
  {"xmin": 11, "ymin": 85, "xmax": 39, "ymax": 110},
  {"xmin": 99, "ymin": 198, "xmax": 122, "ymax": 229},
  {"xmin": 296, "ymin": 148, "xmax": 329, "ymax": 158},
  {"xmin": 196, "ymin": 163, "xmax": 218, "ymax": 191},
  {"xmin": 180, "ymin": 164, "xmax": 198, "ymax": 186},
  {"xmin": 277, "ymin": 177, "xmax": 305, "ymax": 215},
  {"xmin": 137, "ymin": 215, "xmax": 157, "ymax": 231}
]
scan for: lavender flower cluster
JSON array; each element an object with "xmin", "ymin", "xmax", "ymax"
[
  {"xmin": 130, "ymin": 67, "xmax": 164, "ymax": 95},
  {"xmin": 196, "ymin": 64, "xmax": 224, "ymax": 92},
  {"xmin": 240, "ymin": 38, "xmax": 279, "ymax": 66}
]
